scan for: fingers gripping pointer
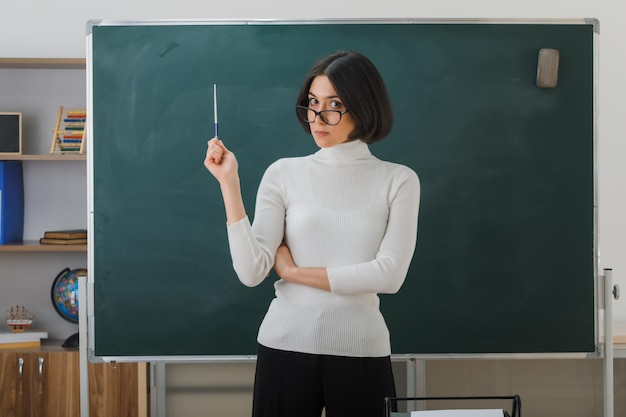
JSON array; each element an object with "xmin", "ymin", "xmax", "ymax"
[{"xmin": 204, "ymin": 137, "xmax": 239, "ymax": 183}]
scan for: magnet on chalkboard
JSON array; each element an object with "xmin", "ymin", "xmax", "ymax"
[{"xmin": 536, "ymin": 48, "xmax": 560, "ymax": 88}]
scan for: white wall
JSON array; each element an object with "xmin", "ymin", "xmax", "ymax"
[{"xmin": 1, "ymin": 1, "xmax": 624, "ymax": 319}]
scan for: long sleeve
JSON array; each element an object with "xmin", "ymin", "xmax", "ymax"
[
  {"xmin": 226, "ymin": 161, "xmax": 285, "ymax": 287},
  {"xmin": 327, "ymin": 169, "xmax": 420, "ymax": 295}
]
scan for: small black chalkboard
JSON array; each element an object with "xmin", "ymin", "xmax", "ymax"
[{"xmin": 0, "ymin": 113, "xmax": 22, "ymax": 154}]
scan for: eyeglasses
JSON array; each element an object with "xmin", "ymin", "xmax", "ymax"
[{"xmin": 296, "ymin": 105, "xmax": 349, "ymax": 126}]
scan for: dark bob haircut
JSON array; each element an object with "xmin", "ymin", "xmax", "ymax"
[{"xmin": 295, "ymin": 51, "xmax": 393, "ymax": 144}]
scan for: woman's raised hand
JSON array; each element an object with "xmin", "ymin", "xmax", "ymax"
[{"xmin": 204, "ymin": 138, "xmax": 239, "ymax": 184}]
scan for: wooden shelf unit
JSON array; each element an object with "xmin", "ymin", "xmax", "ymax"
[
  {"xmin": 0, "ymin": 57, "xmax": 88, "ymax": 252},
  {"xmin": 1, "ymin": 154, "xmax": 86, "ymax": 161},
  {"xmin": 0, "ymin": 240, "xmax": 87, "ymax": 252},
  {"xmin": 0, "ymin": 58, "xmax": 85, "ymax": 69}
]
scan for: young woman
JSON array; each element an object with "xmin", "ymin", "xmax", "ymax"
[{"xmin": 204, "ymin": 50, "xmax": 420, "ymax": 417}]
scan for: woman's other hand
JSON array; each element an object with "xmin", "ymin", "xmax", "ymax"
[
  {"xmin": 274, "ymin": 244, "xmax": 297, "ymax": 281},
  {"xmin": 274, "ymin": 244, "xmax": 330, "ymax": 291}
]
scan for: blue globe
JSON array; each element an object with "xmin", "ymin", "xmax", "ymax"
[{"xmin": 51, "ymin": 268, "xmax": 86, "ymax": 323}]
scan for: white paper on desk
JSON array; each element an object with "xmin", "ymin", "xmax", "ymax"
[{"xmin": 411, "ymin": 410, "xmax": 504, "ymax": 417}]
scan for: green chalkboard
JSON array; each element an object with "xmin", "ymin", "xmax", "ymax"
[{"xmin": 89, "ymin": 20, "xmax": 596, "ymax": 358}]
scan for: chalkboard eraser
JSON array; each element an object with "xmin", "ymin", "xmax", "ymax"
[{"xmin": 536, "ymin": 48, "xmax": 560, "ymax": 88}]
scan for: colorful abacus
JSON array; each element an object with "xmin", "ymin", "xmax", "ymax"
[{"xmin": 51, "ymin": 106, "xmax": 86, "ymax": 154}]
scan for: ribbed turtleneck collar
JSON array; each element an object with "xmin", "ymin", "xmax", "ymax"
[{"xmin": 312, "ymin": 140, "xmax": 375, "ymax": 163}]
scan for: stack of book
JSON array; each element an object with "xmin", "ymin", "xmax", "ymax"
[
  {"xmin": 0, "ymin": 327, "xmax": 48, "ymax": 349},
  {"xmin": 39, "ymin": 229, "xmax": 87, "ymax": 245}
]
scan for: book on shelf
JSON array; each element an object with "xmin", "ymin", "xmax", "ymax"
[
  {"xmin": 43, "ymin": 229, "xmax": 87, "ymax": 239},
  {"xmin": 39, "ymin": 237, "xmax": 87, "ymax": 245},
  {"xmin": 0, "ymin": 161, "xmax": 24, "ymax": 244},
  {"xmin": 0, "ymin": 327, "xmax": 48, "ymax": 349}
]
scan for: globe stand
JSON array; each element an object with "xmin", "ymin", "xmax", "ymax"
[{"xmin": 62, "ymin": 332, "xmax": 79, "ymax": 348}]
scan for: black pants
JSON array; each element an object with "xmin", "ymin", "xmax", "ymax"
[{"xmin": 252, "ymin": 344, "xmax": 396, "ymax": 417}]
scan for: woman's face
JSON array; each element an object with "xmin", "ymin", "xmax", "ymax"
[{"xmin": 306, "ymin": 75, "xmax": 355, "ymax": 148}]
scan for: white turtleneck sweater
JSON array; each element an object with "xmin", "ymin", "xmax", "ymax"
[{"xmin": 226, "ymin": 139, "xmax": 420, "ymax": 357}]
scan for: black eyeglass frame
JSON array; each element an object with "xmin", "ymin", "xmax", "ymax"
[{"xmin": 296, "ymin": 105, "xmax": 349, "ymax": 126}]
